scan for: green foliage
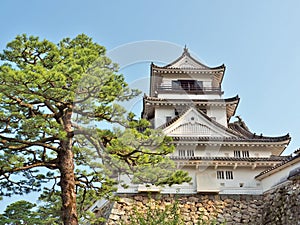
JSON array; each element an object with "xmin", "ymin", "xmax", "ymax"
[
  {"xmin": 37, "ymin": 189, "xmax": 107, "ymax": 225},
  {"xmin": 0, "ymin": 200, "xmax": 42, "ymax": 225},
  {"xmin": 122, "ymin": 198, "xmax": 183, "ymax": 225},
  {"xmin": 122, "ymin": 197, "xmax": 226, "ymax": 225},
  {"xmin": 0, "ymin": 34, "xmax": 191, "ymax": 223},
  {"xmin": 0, "ymin": 194, "xmax": 106, "ymax": 225},
  {"xmin": 104, "ymin": 121, "xmax": 191, "ymax": 186}
]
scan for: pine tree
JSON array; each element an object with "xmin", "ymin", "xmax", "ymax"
[
  {"xmin": 0, "ymin": 200, "xmax": 41, "ymax": 225},
  {"xmin": 0, "ymin": 34, "xmax": 191, "ymax": 224}
]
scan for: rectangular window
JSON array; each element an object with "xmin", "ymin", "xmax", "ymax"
[
  {"xmin": 242, "ymin": 151, "xmax": 249, "ymax": 158},
  {"xmin": 178, "ymin": 150, "xmax": 185, "ymax": 157},
  {"xmin": 226, "ymin": 171, "xmax": 233, "ymax": 179},
  {"xmin": 217, "ymin": 171, "xmax": 233, "ymax": 180},
  {"xmin": 234, "ymin": 151, "xmax": 241, "ymax": 158},
  {"xmin": 235, "ymin": 150, "xmax": 249, "ymax": 158},
  {"xmin": 186, "ymin": 149, "xmax": 194, "ymax": 157},
  {"xmin": 179, "ymin": 80, "xmax": 193, "ymax": 90},
  {"xmin": 172, "ymin": 80, "xmax": 203, "ymax": 91},
  {"xmin": 217, "ymin": 171, "xmax": 224, "ymax": 179},
  {"xmin": 178, "ymin": 149, "xmax": 194, "ymax": 157}
]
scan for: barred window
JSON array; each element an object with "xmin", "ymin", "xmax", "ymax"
[
  {"xmin": 234, "ymin": 151, "xmax": 241, "ymax": 157},
  {"xmin": 179, "ymin": 150, "xmax": 185, "ymax": 157},
  {"xmin": 242, "ymin": 151, "xmax": 249, "ymax": 158},
  {"xmin": 226, "ymin": 171, "xmax": 233, "ymax": 179},
  {"xmin": 217, "ymin": 171, "xmax": 224, "ymax": 179},
  {"xmin": 186, "ymin": 149, "xmax": 194, "ymax": 157},
  {"xmin": 235, "ymin": 150, "xmax": 249, "ymax": 158},
  {"xmin": 217, "ymin": 171, "xmax": 233, "ymax": 180},
  {"xmin": 178, "ymin": 149, "xmax": 194, "ymax": 157}
]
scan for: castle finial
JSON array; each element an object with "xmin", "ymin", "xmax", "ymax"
[
  {"xmin": 184, "ymin": 45, "xmax": 188, "ymax": 52},
  {"xmin": 236, "ymin": 115, "xmax": 242, "ymax": 122},
  {"xmin": 235, "ymin": 115, "xmax": 250, "ymax": 131}
]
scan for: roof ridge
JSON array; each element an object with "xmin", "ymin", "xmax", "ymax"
[
  {"xmin": 151, "ymin": 47, "xmax": 225, "ymax": 70},
  {"xmin": 255, "ymin": 154, "xmax": 299, "ymax": 179},
  {"xmin": 151, "ymin": 63, "xmax": 225, "ymax": 70},
  {"xmin": 228, "ymin": 120, "xmax": 291, "ymax": 141}
]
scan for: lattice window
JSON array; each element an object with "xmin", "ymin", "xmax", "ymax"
[
  {"xmin": 217, "ymin": 171, "xmax": 224, "ymax": 179},
  {"xmin": 226, "ymin": 171, "xmax": 233, "ymax": 179},
  {"xmin": 217, "ymin": 171, "xmax": 234, "ymax": 180},
  {"xmin": 178, "ymin": 150, "xmax": 186, "ymax": 157},
  {"xmin": 235, "ymin": 150, "xmax": 249, "ymax": 158},
  {"xmin": 186, "ymin": 149, "xmax": 194, "ymax": 157},
  {"xmin": 178, "ymin": 149, "xmax": 194, "ymax": 157},
  {"xmin": 234, "ymin": 151, "xmax": 241, "ymax": 158},
  {"xmin": 242, "ymin": 151, "xmax": 249, "ymax": 158}
]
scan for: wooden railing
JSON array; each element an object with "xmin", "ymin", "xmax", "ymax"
[{"xmin": 157, "ymin": 85, "xmax": 222, "ymax": 94}]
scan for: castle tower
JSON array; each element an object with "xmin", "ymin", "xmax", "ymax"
[
  {"xmin": 91, "ymin": 49, "xmax": 297, "ymax": 223},
  {"xmin": 137, "ymin": 48, "xmax": 291, "ymax": 194}
]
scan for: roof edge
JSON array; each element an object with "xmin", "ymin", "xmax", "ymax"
[{"xmin": 151, "ymin": 47, "xmax": 225, "ymax": 71}]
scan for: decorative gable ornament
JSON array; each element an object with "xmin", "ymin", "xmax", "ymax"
[
  {"xmin": 165, "ymin": 47, "xmax": 209, "ymax": 69},
  {"xmin": 162, "ymin": 108, "xmax": 237, "ymax": 138}
]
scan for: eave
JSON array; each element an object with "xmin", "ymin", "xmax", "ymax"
[
  {"xmin": 255, "ymin": 154, "xmax": 300, "ymax": 180},
  {"xmin": 171, "ymin": 136, "xmax": 291, "ymax": 144},
  {"xmin": 225, "ymin": 96, "xmax": 240, "ymax": 121},
  {"xmin": 169, "ymin": 156, "xmax": 289, "ymax": 169},
  {"xmin": 153, "ymin": 47, "xmax": 224, "ymax": 70},
  {"xmin": 142, "ymin": 95, "xmax": 240, "ymax": 121},
  {"xmin": 151, "ymin": 64, "xmax": 225, "ymax": 88}
]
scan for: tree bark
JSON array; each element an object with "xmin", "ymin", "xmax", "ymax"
[{"xmin": 59, "ymin": 106, "xmax": 78, "ymax": 225}]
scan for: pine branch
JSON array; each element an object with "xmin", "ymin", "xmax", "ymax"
[{"xmin": 0, "ymin": 135, "xmax": 59, "ymax": 151}]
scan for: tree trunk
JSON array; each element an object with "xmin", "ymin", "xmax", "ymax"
[{"xmin": 59, "ymin": 106, "xmax": 78, "ymax": 225}]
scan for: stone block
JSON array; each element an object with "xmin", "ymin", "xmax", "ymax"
[
  {"xmin": 188, "ymin": 196, "xmax": 199, "ymax": 202},
  {"xmin": 109, "ymin": 214, "xmax": 120, "ymax": 221}
]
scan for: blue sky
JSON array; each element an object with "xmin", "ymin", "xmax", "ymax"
[{"xmin": 1, "ymin": 0, "xmax": 300, "ymax": 210}]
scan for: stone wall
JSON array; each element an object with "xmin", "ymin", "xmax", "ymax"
[
  {"xmin": 103, "ymin": 179, "xmax": 299, "ymax": 225},
  {"xmin": 262, "ymin": 179, "xmax": 300, "ymax": 225},
  {"xmin": 105, "ymin": 194, "xmax": 263, "ymax": 225}
]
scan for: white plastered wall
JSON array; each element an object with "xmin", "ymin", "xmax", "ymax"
[
  {"xmin": 207, "ymin": 106, "xmax": 227, "ymax": 127},
  {"xmin": 154, "ymin": 107, "xmax": 175, "ymax": 128},
  {"xmin": 259, "ymin": 158, "xmax": 300, "ymax": 192}
]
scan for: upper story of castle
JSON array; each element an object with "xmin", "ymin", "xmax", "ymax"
[
  {"xmin": 143, "ymin": 48, "xmax": 239, "ymax": 128},
  {"xmin": 149, "ymin": 47, "xmax": 225, "ymax": 100},
  {"xmin": 142, "ymin": 48, "xmax": 290, "ymax": 156}
]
